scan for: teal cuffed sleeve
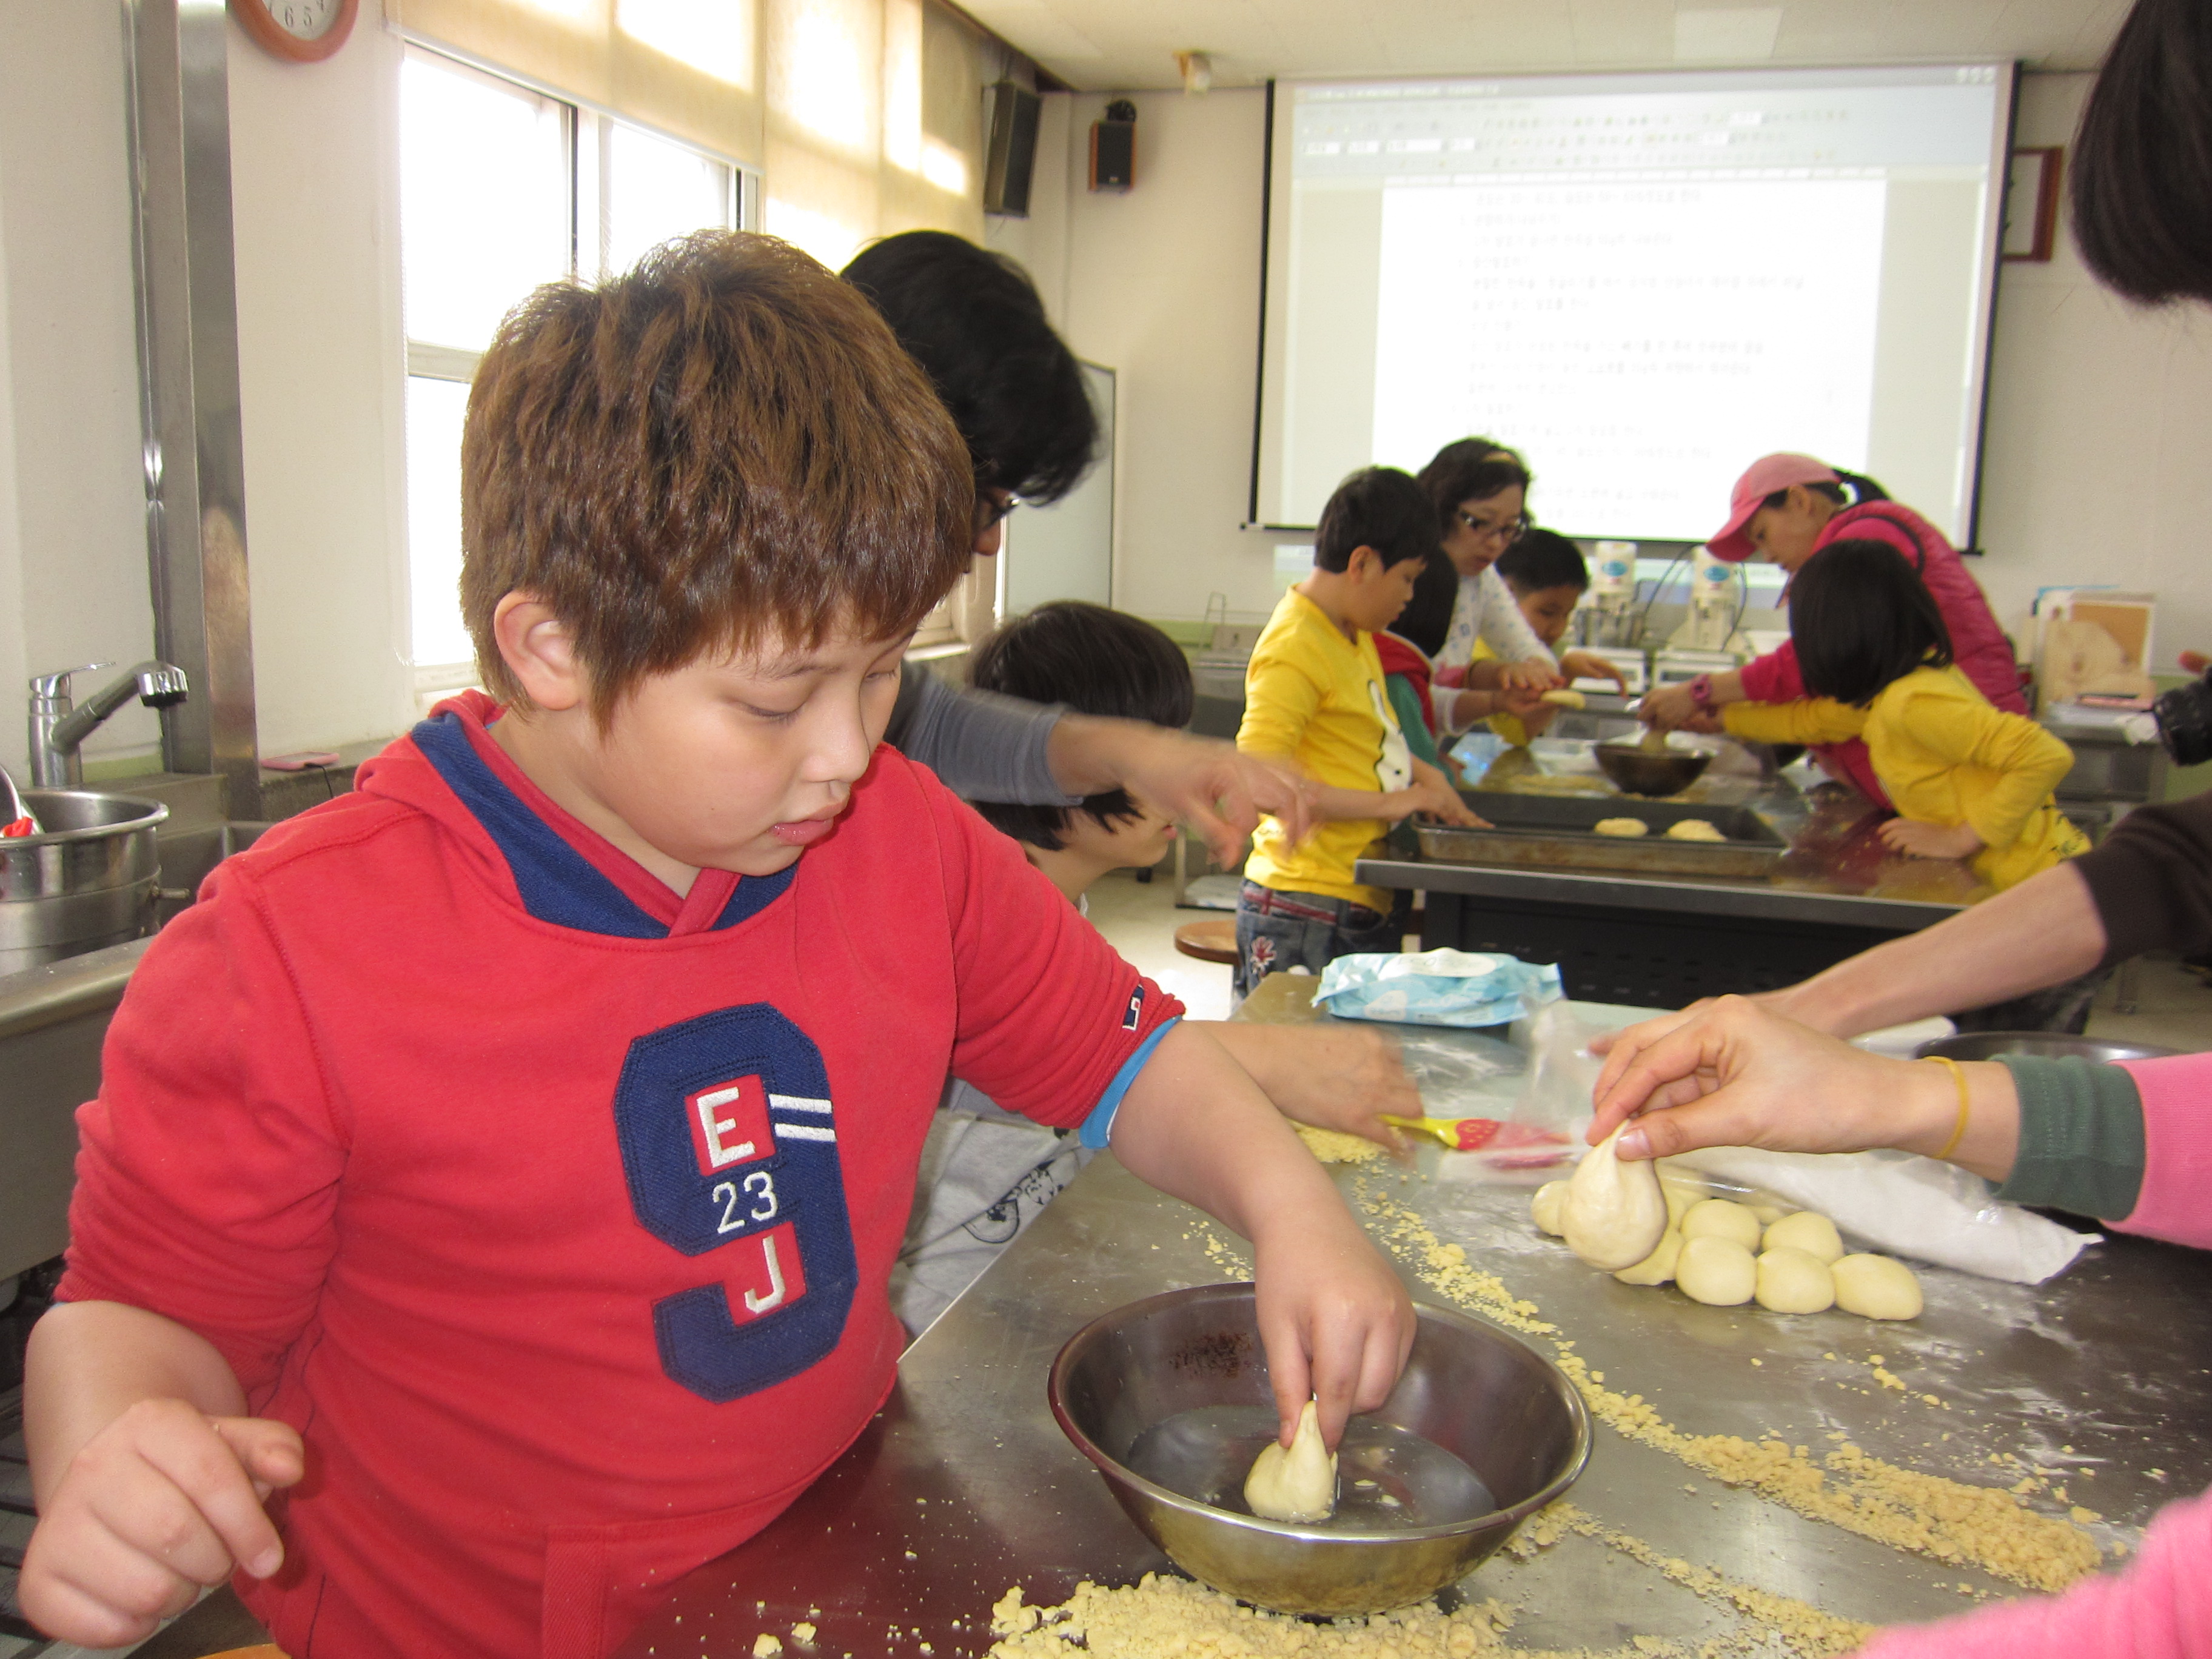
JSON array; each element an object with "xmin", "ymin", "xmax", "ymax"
[
  {"xmin": 1991, "ymin": 1055, "xmax": 2146, "ymax": 1221},
  {"xmin": 1385, "ymin": 676, "xmax": 1441, "ymax": 768}
]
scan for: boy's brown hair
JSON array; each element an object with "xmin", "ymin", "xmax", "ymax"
[{"xmin": 461, "ymin": 232, "xmax": 974, "ymax": 719}]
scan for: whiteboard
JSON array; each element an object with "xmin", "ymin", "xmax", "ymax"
[{"xmin": 1001, "ymin": 361, "xmax": 1115, "ymax": 615}]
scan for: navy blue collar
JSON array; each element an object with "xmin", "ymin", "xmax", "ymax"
[{"xmin": 412, "ymin": 711, "xmax": 794, "ymax": 939}]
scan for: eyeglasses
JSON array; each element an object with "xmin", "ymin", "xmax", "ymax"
[
  {"xmin": 1455, "ymin": 508, "xmax": 1528, "ymax": 545},
  {"xmin": 974, "ymin": 490, "xmax": 1017, "ymax": 533}
]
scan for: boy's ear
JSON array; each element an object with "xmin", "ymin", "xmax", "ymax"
[
  {"xmin": 492, "ymin": 592, "xmax": 587, "ymax": 713},
  {"xmin": 1346, "ymin": 544, "xmax": 1384, "ymax": 580}
]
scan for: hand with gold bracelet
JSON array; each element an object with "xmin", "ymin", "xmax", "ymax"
[{"xmin": 1585, "ymin": 996, "xmax": 2022, "ymax": 1182}]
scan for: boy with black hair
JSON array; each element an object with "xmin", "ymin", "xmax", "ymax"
[
  {"xmin": 19, "ymin": 236, "xmax": 1410, "ymax": 1659},
  {"xmin": 1475, "ymin": 529, "xmax": 1594, "ymax": 747},
  {"xmin": 840, "ymin": 230, "xmax": 1317, "ymax": 868},
  {"xmin": 1234, "ymin": 468, "xmax": 1478, "ymax": 997}
]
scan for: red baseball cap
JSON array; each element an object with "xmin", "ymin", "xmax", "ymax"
[{"xmin": 1706, "ymin": 453, "xmax": 1839, "ymax": 562}]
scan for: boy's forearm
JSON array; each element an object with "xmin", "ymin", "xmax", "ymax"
[
  {"xmin": 1110, "ymin": 1025, "xmax": 1358, "ymax": 1247},
  {"xmin": 27, "ymin": 1302, "xmax": 248, "ymax": 1509}
]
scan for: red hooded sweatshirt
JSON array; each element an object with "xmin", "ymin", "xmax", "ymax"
[{"xmin": 58, "ymin": 694, "xmax": 1179, "ymax": 1658}]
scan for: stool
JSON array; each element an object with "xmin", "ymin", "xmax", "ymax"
[{"xmin": 1174, "ymin": 918, "xmax": 1239, "ymax": 965}]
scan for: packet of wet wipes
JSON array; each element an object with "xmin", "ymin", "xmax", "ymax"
[{"xmin": 1315, "ymin": 949, "xmax": 1563, "ymax": 1029}]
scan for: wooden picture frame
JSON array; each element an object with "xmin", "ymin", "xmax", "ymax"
[{"xmin": 2003, "ymin": 146, "xmax": 2063, "ymax": 263}]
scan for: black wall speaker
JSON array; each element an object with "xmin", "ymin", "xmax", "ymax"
[
  {"xmin": 984, "ymin": 81, "xmax": 1041, "ymax": 216},
  {"xmin": 1090, "ymin": 99, "xmax": 1136, "ymax": 192}
]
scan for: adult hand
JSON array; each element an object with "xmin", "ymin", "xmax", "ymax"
[
  {"xmin": 1497, "ymin": 684, "xmax": 1551, "ymax": 720},
  {"xmin": 1558, "ymin": 649, "xmax": 1629, "ymax": 692},
  {"xmin": 1069, "ymin": 720, "xmax": 1321, "ymax": 867},
  {"xmin": 19, "ymin": 1400, "xmax": 302, "ymax": 1648},
  {"xmin": 1252, "ymin": 1207, "xmax": 1415, "ymax": 1449},
  {"xmin": 1879, "ymin": 819, "xmax": 1983, "ymax": 861},
  {"xmin": 1587, "ymin": 996, "xmax": 1969, "ymax": 1163},
  {"xmin": 1499, "ymin": 658, "xmax": 1564, "ymax": 692},
  {"xmin": 1638, "ymin": 683, "xmax": 1703, "ymax": 731}
]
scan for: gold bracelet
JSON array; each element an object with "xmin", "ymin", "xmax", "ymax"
[{"xmin": 1924, "ymin": 1056, "xmax": 1971, "ymax": 1161}]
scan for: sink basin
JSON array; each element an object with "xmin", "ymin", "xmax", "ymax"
[{"xmin": 0, "ymin": 789, "xmax": 169, "ymax": 974}]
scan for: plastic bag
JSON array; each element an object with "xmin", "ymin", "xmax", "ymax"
[
  {"xmin": 1315, "ymin": 949, "xmax": 1563, "ymax": 1029},
  {"xmin": 1672, "ymin": 1144, "xmax": 2096, "ymax": 1285},
  {"xmin": 1511, "ymin": 1000, "xmax": 1606, "ymax": 1136}
]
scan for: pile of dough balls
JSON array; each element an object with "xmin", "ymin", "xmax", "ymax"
[{"xmin": 1532, "ymin": 1173, "xmax": 1923, "ymax": 1320}]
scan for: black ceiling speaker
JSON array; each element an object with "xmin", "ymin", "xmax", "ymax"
[
  {"xmin": 984, "ymin": 80, "xmax": 1042, "ymax": 216},
  {"xmin": 1091, "ymin": 98, "xmax": 1136, "ymax": 192}
]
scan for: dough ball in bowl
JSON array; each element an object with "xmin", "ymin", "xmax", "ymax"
[
  {"xmin": 1675, "ymin": 1236, "xmax": 1757, "ymax": 1305},
  {"xmin": 1680, "ymin": 1198, "xmax": 1763, "ymax": 1250},
  {"xmin": 1754, "ymin": 1247, "xmax": 1836, "ymax": 1313}
]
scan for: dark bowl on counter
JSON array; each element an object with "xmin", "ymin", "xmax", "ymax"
[
  {"xmin": 1915, "ymin": 1031, "xmax": 2183, "ymax": 1064},
  {"xmin": 1048, "ymin": 1283, "xmax": 1589, "ymax": 1617},
  {"xmin": 1594, "ymin": 740, "xmax": 1711, "ymax": 798}
]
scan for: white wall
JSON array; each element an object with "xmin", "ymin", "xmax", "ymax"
[
  {"xmin": 226, "ymin": 6, "xmax": 415, "ymax": 759},
  {"xmin": 0, "ymin": 0, "xmax": 162, "ymax": 782},
  {"xmin": 1031, "ymin": 77, "xmax": 2212, "ymax": 671},
  {"xmin": 1976, "ymin": 72, "xmax": 2212, "ymax": 670}
]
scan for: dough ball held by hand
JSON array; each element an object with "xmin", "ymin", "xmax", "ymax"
[
  {"xmin": 1245, "ymin": 1398, "xmax": 1338, "ymax": 1523},
  {"xmin": 1563, "ymin": 1125, "xmax": 1667, "ymax": 1271},
  {"xmin": 1675, "ymin": 1236, "xmax": 1758, "ymax": 1305},
  {"xmin": 1680, "ymin": 1198, "xmax": 1763, "ymax": 1250},
  {"xmin": 1531, "ymin": 1180, "xmax": 1569, "ymax": 1236}
]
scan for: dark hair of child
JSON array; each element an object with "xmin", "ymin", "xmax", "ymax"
[
  {"xmin": 1760, "ymin": 470, "xmax": 1889, "ymax": 514},
  {"xmin": 2072, "ymin": 0, "xmax": 2212, "ymax": 306},
  {"xmin": 968, "ymin": 602, "xmax": 1195, "ymax": 853},
  {"xmin": 461, "ymin": 232, "xmax": 973, "ymax": 722},
  {"xmin": 1494, "ymin": 528, "xmax": 1589, "ymax": 597},
  {"xmin": 1314, "ymin": 466, "xmax": 1436, "ymax": 574},
  {"xmin": 1788, "ymin": 539, "xmax": 1956, "ymax": 707},
  {"xmin": 1415, "ymin": 438, "xmax": 1532, "ymax": 535},
  {"xmin": 1392, "ymin": 549, "xmax": 1459, "ymax": 658},
  {"xmin": 841, "ymin": 230, "xmax": 1096, "ymax": 504}
]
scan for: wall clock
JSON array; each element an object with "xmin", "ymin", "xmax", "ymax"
[{"xmin": 230, "ymin": 0, "xmax": 358, "ymax": 63}]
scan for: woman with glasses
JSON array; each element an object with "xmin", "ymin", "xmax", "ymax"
[
  {"xmin": 1638, "ymin": 452, "xmax": 2022, "ymax": 809},
  {"xmin": 1416, "ymin": 439, "xmax": 1626, "ymax": 736}
]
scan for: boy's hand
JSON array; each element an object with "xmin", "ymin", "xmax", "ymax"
[
  {"xmin": 1879, "ymin": 819, "xmax": 1982, "ymax": 861},
  {"xmin": 1557, "ymin": 650, "xmax": 1628, "ymax": 692},
  {"xmin": 1403, "ymin": 760, "xmax": 1481, "ymax": 827},
  {"xmin": 1239, "ymin": 1024, "xmax": 1421, "ymax": 1149},
  {"xmin": 1498, "ymin": 658, "xmax": 1561, "ymax": 692},
  {"xmin": 20, "ymin": 1399, "xmax": 302, "ymax": 1647},
  {"xmin": 1252, "ymin": 1209, "xmax": 1416, "ymax": 1449}
]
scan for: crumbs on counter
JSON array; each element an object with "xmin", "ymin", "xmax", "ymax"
[
  {"xmin": 1353, "ymin": 1181, "xmax": 2105, "ymax": 1595},
  {"xmin": 1295, "ymin": 1124, "xmax": 1389, "ymax": 1165}
]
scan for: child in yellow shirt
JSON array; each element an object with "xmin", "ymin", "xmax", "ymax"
[
  {"xmin": 1235, "ymin": 468, "xmax": 1476, "ymax": 996},
  {"xmin": 1723, "ymin": 540, "xmax": 2086, "ymax": 892}
]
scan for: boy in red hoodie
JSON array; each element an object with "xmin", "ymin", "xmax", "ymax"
[{"xmin": 18, "ymin": 235, "xmax": 1410, "ymax": 1659}]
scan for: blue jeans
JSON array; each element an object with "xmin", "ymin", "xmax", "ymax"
[{"xmin": 1233, "ymin": 880, "xmax": 1410, "ymax": 999}]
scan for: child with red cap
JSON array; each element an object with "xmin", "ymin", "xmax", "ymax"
[{"xmin": 1639, "ymin": 453, "xmax": 2022, "ymax": 808}]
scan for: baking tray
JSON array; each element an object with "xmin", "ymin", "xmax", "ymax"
[{"xmin": 1416, "ymin": 790, "xmax": 1788, "ymax": 881}]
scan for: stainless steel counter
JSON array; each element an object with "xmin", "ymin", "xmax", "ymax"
[{"xmin": 617, "ymin": 982, "xmax": 2208, "ymax": 1657}]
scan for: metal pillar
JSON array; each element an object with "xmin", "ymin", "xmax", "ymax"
[{"xmin": 122, "ymin": 0, "xmax": 259, "ymax": 817}]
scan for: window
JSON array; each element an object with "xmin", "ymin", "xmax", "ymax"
[{"xmin": 399, "ymin": 47, "xmax": 750, "ymax": 699}]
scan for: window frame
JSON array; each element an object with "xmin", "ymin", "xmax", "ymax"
[{"xmin": 399, "ymin": 44, "xmax": 759, "ymax": 706}]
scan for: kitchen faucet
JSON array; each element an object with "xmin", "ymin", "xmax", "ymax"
[{"xmin": 28, "ymin": 661, "xmax": 190, "ymax": 788}]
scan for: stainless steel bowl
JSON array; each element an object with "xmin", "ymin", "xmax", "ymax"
[
  {"xmin": 1594, "ymin": 742, "xmax": 1711, "ymax": 798},
  {"xmin": 0, "ymin": 789, "xmax": 168, "ymax": 974},
  {"xmin": 1048, "ymin": 1284, "xmax": 1589, "ymax": 1617},
  {"xmin": 1917, "ymin": 1031, "xmax": 2184, "ymax": 1064}
]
